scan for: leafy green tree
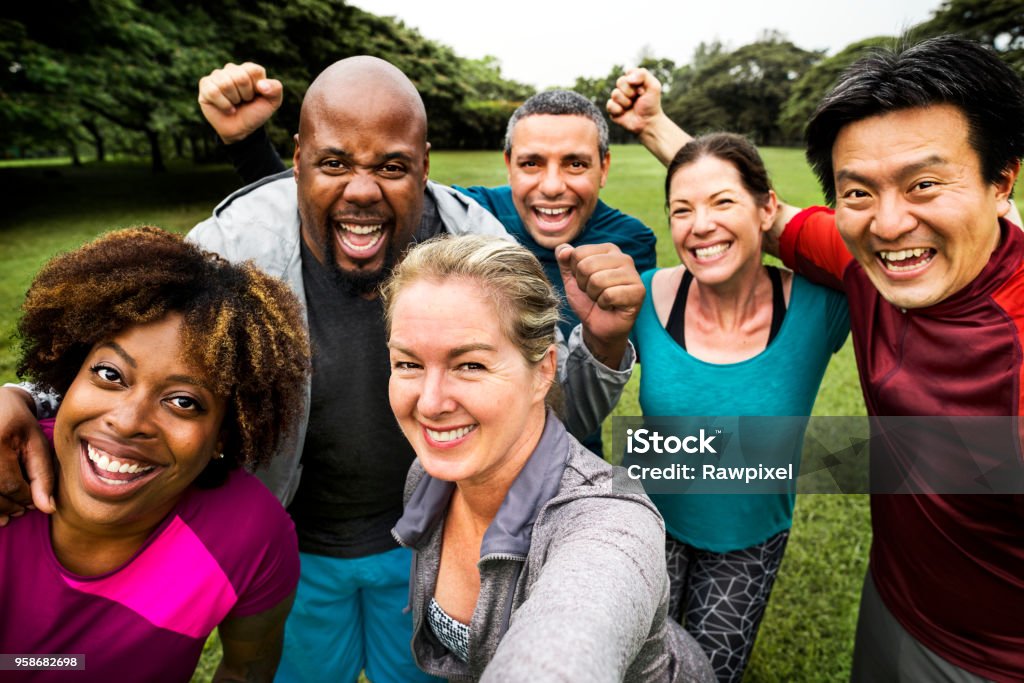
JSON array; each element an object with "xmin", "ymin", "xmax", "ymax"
[
  {"xmin": 0, "ymin": 19, "xmax": 76, "ymax": 159},
  {"xmin": 3, "ymin": 0, "xmax": 537, "ymax": 162},
  {"xmin": 912, "ymin": 0, "xmax": 1024, "ymax": 73},
  {"xmin": 664, "ymin": 32, "xmax": 822, "ymax": 145},
  {"xmin": 462, "ymin": 56, "xmax": 533, "ymax": 102},
  {"xmin": 571, "ymin": 67, "xmax": 627, "ymax": 142},
  {"xmin": 778, "ymin": 36, "xmax": 893, "ymax": 143},
  {"xmin": 201, "ymin": 0, "xmax": 529, "ymax": 151},
  {"xmin": 452, "ymin": 56, "xmax": 533, "ymax": 149},
  {"xmin": 636, "ymin": 54, "xmax": 678, "ymax": 94},
  {"xmin": 5, "ymin": 1, "xmax": 229, "ymax": 171}
]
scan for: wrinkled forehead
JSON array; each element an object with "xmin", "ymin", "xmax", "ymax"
[
  {"xmin": 301, "ymin": 63, "xmax": 427, "ymax": 142},
  {"xmin": 307, "ymin": 90, "xmax": 425, "ymax": 138},
  {"xmin": 831, "ymin": 105, "xmax": 980, "ymax": 177},
  {"xmin": 509, "ymin": 114, "xmax": 602, "ymax": 156},
  {"xmin": 670, "ymin": 154, "xmax": 745, "ymax": 193}
]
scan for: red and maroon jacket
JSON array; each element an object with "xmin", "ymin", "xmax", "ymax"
[{"xmin": 781, "ymin": 207, "xmax": 1024, "ymax": 682}]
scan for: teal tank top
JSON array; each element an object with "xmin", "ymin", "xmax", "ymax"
[{"xmin": 631, "ymin": 268, "xmax": 849, "ymax": 551}]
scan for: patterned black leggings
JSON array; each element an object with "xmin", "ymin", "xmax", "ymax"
[{"xmin": 665, "ymin": 530, "xmax": 790, "ymax": 683}]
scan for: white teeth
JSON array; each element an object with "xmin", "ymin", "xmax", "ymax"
[
  {"xmin": 340, "ymin": 223, "xmax": 383, "ymax": 235},
  {"xmin": 880, "ymin": 247, "xmax": 928, "ymax": 262},
  {"xmin": 879, "ymin": 248, "xmax": 933, "ymax": 271},
  {"xmin": 426, "ymin": 425, "xmax": 477, "ymax": 443},
  {"xmin": 86, "ymin": 442, "xmax": 155, "ymax": 476},
  {"xmin": 536, "ymin": 207, "xmax": 569, "ymax": 216},
  {"xmin": 694, "ymin": 243, "xmax": 730, "ymax": 259},
  {"xmin": 340, "ymin": 230, "xmax": 384, "ymax": 252}
]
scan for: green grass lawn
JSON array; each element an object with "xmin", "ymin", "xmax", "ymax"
[{"xmin": 4, "ymin": 147, "xmax": 1011, "ymax": 682}]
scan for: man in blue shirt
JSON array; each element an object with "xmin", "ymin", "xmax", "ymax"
[{"xmin": 458, "ymin": 91, "xmax": 657, "ymax": 337}]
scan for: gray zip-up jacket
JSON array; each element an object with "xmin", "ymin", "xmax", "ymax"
[
  {"xmin": 186, "ymin": 171, "xmax": 635, "ymax": 506},
  {"xmin": 392, "ymin": 414, "xmax": 715, "ymax": 682}
]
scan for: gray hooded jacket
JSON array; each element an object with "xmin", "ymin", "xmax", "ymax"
[{"xmin": 392, "ymin": 413, "xmax": 715, "ymax": 682}]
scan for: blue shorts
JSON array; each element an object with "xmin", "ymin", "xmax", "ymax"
[{"xmin": 275, "ymin": 547, "xmax": 439, "ymax": 683}]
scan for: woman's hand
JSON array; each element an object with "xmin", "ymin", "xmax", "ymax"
[{"xmin": 607, "ymin": 68, "xmax": 693, "ymax": 166}]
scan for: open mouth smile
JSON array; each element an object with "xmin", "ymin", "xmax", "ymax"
[
  {"xmin": 81, "ymin": 440, "xmax": 162, "ymax": 494},
  {"xmin": 691, "ymin": 242, "xmax": 732, "ymax": 261},
  {"xmin": 333, "ymin": 220, "xmax": 389, "ymax": 260},
  {"xmin": 422, "ymin": 424, "xmax": 478, "ymax": 448},
  {"xmin": 878, "ymin": 247, "xmax": 936, "ymax": 273},
  {"xmin": 532, "ymin": 206, "xmax": 575, "ymax": 234}
]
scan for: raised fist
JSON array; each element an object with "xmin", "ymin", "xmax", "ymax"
[{"xmin": 198, "ymin": 62, "xmax": 284, "ymax": 144}]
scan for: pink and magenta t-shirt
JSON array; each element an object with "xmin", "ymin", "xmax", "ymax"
[{"xmin": 0, "ymin": 467, "xmax": 299, "ymax": 682}]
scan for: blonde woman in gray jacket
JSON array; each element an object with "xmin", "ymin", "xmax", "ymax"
[{"xmin": 385, "ymin": 235, "xmax": 714, "ymax": 682}]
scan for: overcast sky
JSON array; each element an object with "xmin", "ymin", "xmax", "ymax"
[{"xmin": 349, "ymin": 0, "xmax": 944, "ymax": 89}]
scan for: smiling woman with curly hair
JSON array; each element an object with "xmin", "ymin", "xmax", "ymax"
[{"xmin": 1, "ymin": 226, "xmax": 311, "ymax": 682}]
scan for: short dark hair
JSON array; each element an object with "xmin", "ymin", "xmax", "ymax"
[
  {"xmin": 665, "ymin": 132, "xmax": 773, "ymax": 207},
  {"xmin": 18, "ymin": 227, "xmax": 311, "ymax": 483},
  {"xmin": 504, "ymin": 90, "xmax": 609, "ymax": 158},
  {"xmin": 806, "ymin": 35, "xmax": 1024, "ymax": 205}
]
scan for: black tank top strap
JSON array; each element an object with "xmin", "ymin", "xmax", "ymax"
[
  {"xmin": 767, "ymin": 265, "xmax": 787, "ymax": 344},
  {"xmin": 665, "ymin": 269, "xmax": 694, "ymax": 350},
  {"xmin": 665, "ymin": 267, "xmax": 787, "ymax": 351}
]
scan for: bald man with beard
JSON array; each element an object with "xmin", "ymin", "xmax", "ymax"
[
  {"xmin": 190, "ymin": 59, "xmax": 494, "ymax": 681},
  {"xmin": 0, "ymin": 57, "xmax": 645, "ymax": 682}
]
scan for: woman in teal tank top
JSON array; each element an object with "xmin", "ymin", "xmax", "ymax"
[{"xmin": 630, "ymin": 134, "xmax": 849, "ymax": 683}]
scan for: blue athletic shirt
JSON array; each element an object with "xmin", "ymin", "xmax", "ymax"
[
  {"xmin": 632, "ymin": 268, "xmax": 849, "ymax": 551},
  {"xmin": 456, "ymin": 185, "xmax": 657, "ymax": 337}
]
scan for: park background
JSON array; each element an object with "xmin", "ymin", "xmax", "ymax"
[{"xmin": 2, "ymin": 1, "xmax": 1022, "ymax": 681}]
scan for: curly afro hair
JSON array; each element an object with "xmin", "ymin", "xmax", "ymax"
[{"xmin": 17, "ymin": 227, "xmax": 311, "ymax": 484}]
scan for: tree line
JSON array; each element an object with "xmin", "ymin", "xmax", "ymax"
[
  {"xmin": 574, "ymin": 0, "xmax": 1022, "ymax": 148},
  {"xmin": 1, "ymin": 0, "xmax": 532, "ymax": 170},
  {"xmin": 2, "ymin": 0, "xmax": 1020, "ymax": 171}
]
